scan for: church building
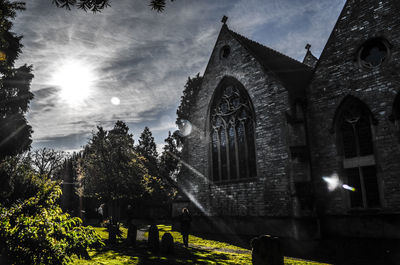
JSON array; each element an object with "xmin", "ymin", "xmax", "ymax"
[{"xmin": 176, "ymin": 0, "xmax": 400, "ymax": 240}]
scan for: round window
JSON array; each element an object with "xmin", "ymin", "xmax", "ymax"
[
  {"xmin": 358, "ymin": 38, "xmax": 390, "ymax": 68},
  {"xmin": 220, "ymin": 45, "xmax": 231, "ymax": 59}
]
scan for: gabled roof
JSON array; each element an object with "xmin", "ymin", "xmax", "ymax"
[
  {"xmin": 303, "ymin": 50, "xmax": 318, "ymax": 68},
  {"xmin": 226, "ymin": 26, "xmax": 313, "ymax": 102}
]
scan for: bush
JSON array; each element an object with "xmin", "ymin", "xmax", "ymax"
[{"xmin": 0, "ymin": 177, "xmax": 104, "ymax": 265}]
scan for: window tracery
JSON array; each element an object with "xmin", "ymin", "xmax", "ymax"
[
  {"xmin": 210, "ymin": 83, "xmax": 256, "ymax": 182},
  {"xmin": 357, "ymin": 38, "xmax": 391, "ymax": 68},
  {"xmin": 336, "ymin": 97, "xmax": 380, "ymax": 208}
]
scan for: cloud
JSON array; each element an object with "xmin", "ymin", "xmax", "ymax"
[
  {"xmin": 13, "ymin": 0, "xmax": 346, "ymax": 150},
  {"xmin": 32, "ymin": 132, "xmax": 91, "ymax": 151},
  {"xmin": 228, "ymin": 0, "xmax": 346, "ymax": 60}
]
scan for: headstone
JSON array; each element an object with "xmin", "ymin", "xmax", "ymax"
[
  {"xmin": 128, "ymin": 223, "xmax": 137, "ymax": 246},
  {"xmin": 161, "ymin": 232, "xmax": 174, "ymax": 254},
  {"xmin": 250, "ymin": 235, "xmax": 283, "ymax": 265},
  {"xmin": 108, "ymin": 223, "xmax": 117, "ymax": 244},
  {"xmin": 148, "ymin": 224, "xmax": 159, "ymax": 252}
]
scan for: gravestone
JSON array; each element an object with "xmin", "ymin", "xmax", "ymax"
[
  {"xmin": 108, "ymin": 223, "xmax": 117, "ymax": 244},
  {"xmin": 161, "ymin": 232, "xmax": 174, "ymax": 254},
  {"xmin": 251, "ymin": 235, "xmax": 283, "ymax": 265},
  {"xmin": 148, "ymin": 224, "xmax": 159, "ymax": 252},
  {"xmin": 128, "ymin": 223, "xmax": 137, "ymax": 246}
]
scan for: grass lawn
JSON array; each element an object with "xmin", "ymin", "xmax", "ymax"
[{"xmin": 71, "ymin": 225, "xmax": 331, "ymax": 265}]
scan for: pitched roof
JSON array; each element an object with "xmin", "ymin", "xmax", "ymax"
[
  {"xmin": 226, "ymin": 26, "xmax": 313, "ymax": 102},
  {"xmin": 303, "ymin": 50, "xmax": 318, "ymax": 68}
]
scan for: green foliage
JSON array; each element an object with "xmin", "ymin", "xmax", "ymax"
[
  {"xmin": 0, "ymin": 176, "xmax": 104, "ymax": 265},
  {"xmin": 136, "ymin": 126, "xmax": 158, "ymax": 177},
  {"xmin": 176, "ymin": 73, "xmax": 202, "ymax": 146},
  {"xmin": 136, "ymin": 127, "xmax": 178, "ymax": 203},
  {"xmin": 159, "ymin": 130, "xmax": 181, "ymax": 183},
  {"xmin": 0, "ymin": 0, "xmax": 34, "ymax": 159},
  {"xmin": 56, "ymin": 152, "xmax": 81, "ymax": 213},
  {"xmin": 82, "ymin": 121, "xmax": 144, "ymax": 201},
  {"xmin": 81, "ymin": 121, "xmax": 153, "ymax": 219},
  {"xmin": 81, "ymin": 121, "xmax": 176, "ymax": 222},
  {"xmin": 51, "ymin": 0, "xmax": 175, "ymax": 12},
  {"xmin": 0, "ymin": 154, "xmax": 38, "ymax": 207},
  {"xmin": 176, "ymin": 73, "xmax": 202, "ymax": 126},
  {"xmin": 149, "ymin": 0, "xmax": 173, "ymax": 12},
  {"xmin": 51, "ymin": 0, "xmax": 111, "ymax": 12}
]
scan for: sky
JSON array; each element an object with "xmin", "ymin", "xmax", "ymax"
[{"xmin": 12, "ymin": 0, "xmax": 347, "ymax": 153}]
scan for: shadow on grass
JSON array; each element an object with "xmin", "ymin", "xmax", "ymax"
[{"xmin": 90, "ymin": 239, "xmax": 234, "ymax": 265}]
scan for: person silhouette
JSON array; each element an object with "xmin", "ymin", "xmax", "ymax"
[{"xmin": 179, "ymin": 208, "xmax": 192, "ymax": 247}]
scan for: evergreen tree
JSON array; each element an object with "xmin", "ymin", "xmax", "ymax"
[
  {"xmin": 81, "ymin": 121, "xmax": 149, "ymax": 224},
  {"xmin": 159, "ymin": 130, "xmax": 181, "ymax": 181},
  {"xmin": 56, "ymin": 152, "xmax": 81, "ymax": 214},
  {"xmin": 136, "ymin": 126, "xmax": 158, "ymax": 176},
  {"xmin": 176, "ymin": 73, "xmax": 202, "ymax": 129},
  {"xmin": 0, "ymin": 1, "xmax": 34, "ymax": 160}
]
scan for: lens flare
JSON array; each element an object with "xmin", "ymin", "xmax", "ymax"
[
  {"xmin": 50, "ymin": 59, "xmax": 96, "ymax": 106},
  {"xmin": 342, "ymin": 184, "xmax": 356, "ymax": 192},
  {"xmin": 111, "ymin": 97, "xmax": 120, "ymax": 105},
  {"xmin": 322, "ymin": 174, "xmax": 340, "ymax": 191},
  {"xmin": 177, "ymin": 119, "xmax": 192, "ymax": 137}
]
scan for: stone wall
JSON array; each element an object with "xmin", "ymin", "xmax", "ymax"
[
  {"xmin": 307, "ymin": 0, "xmax": 400, "ymax": 216},
  {"xmin": 178, "ymin": 25, "xmax": 297, "ymax": 219},
  {"xmin": 177, "ymin": 0, "xmax": 400, "ymax": 240}
]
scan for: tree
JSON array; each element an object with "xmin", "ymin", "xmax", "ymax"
[
  {"xmin": 51, "ymin": 0, "xmax": 174, "ymax": 12},
  {"xmin": 159, "ymin": 130, "xmax": 181, "ymax": 182},
  {"xmin": 80, "ymin": 121, "xmax": 149, "ymax": 224},
  {"xmin": 0, "ymin": 175, "xmax": 103, "ymax": 265},
  {"xmin": 56, "ymin": 152, "xmax": 81, "ymax": 214},
  {"xmin": 0, "ymin": 153, "xmax": 37, "ymax": 206},
  {"xmin": 0, "ymin": 1, "xmax": 34, "ymax": 160},
  {"xmin": 176, "ymin": 73, "xmax": 203, "ymax": 134},
  {"xmin": 136, "ymin": 126, "xmax": 158, "ymax": 177},
  {"xmin": 29, "ymin": 148, "xmax": 65, "ymax": 178}
]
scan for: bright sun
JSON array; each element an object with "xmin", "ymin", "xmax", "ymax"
[{"xmin": 51, "ymin": 60, "xmax": 95, "ymax": 105}]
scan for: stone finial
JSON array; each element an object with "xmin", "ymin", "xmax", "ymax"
[
  {"xmin": 305, "ymin": 43, "xmax": 311, "ymax": 51},
  {"xmin": 221, "ymin": 15, "xmax": 228, "ymax": 24}
]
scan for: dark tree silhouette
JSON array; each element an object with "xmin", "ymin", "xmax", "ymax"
[
  {"xmin": 159, "ymin": 130, "xmax": 181, "ymax": 181},
  {"xmin": 81, "ymin": 121, "xmax": 149, "ymax": 224},
  {"xmin": 51, "ymin": 0, "xmax": 174, "ymax": 12},
  {"xmin": 30, "ymin": 148, "xmax": 65, "ymax": 178},
  {"xmin": 176, "ymin": 73, "xmax": 203, "ymax": 127},
  {"xmin": 57, "ymin": 152, "xmax": 81, "ymax": 213},
  {"xmin": 136, "ymin": 126, "xmax": 158, "ymax": 177},
  {"xmin": 0, "ymin": 1, "xmax": 34, "ymax": 160}
]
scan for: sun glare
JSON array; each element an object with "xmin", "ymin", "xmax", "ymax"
[{"xmin": 51, "ymin": 60, "xmax": 95, "ymax": 106}]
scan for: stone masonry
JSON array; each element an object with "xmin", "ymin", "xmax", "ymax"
[{"xmin": 177, "ymin": 0, "xmax": 400, "ymax": 239}]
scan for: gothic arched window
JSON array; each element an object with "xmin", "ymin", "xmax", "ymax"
[
  {"xmin": 210, "ymin": 79, "xmax": 256, "ymax": 182},
  {"xmin": 334, "ymin": 96, "xmax": 380, "ymax": 208}
]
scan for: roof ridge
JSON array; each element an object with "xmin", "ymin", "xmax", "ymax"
[{"xmin": 227, "ymin": 28, "xmax": 306, "ymax": 66}]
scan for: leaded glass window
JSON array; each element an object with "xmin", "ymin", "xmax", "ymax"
[
  {"xmin": 336, "ymin": 96, "xmax": 380, "ymax": 208},
  {"xmin": 358, "ymin": 38, "xmax": 390, "ymax": 68},
  {"xmin": 210, "ymin": 83, "xmax": 256, "ymax": 182}
]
